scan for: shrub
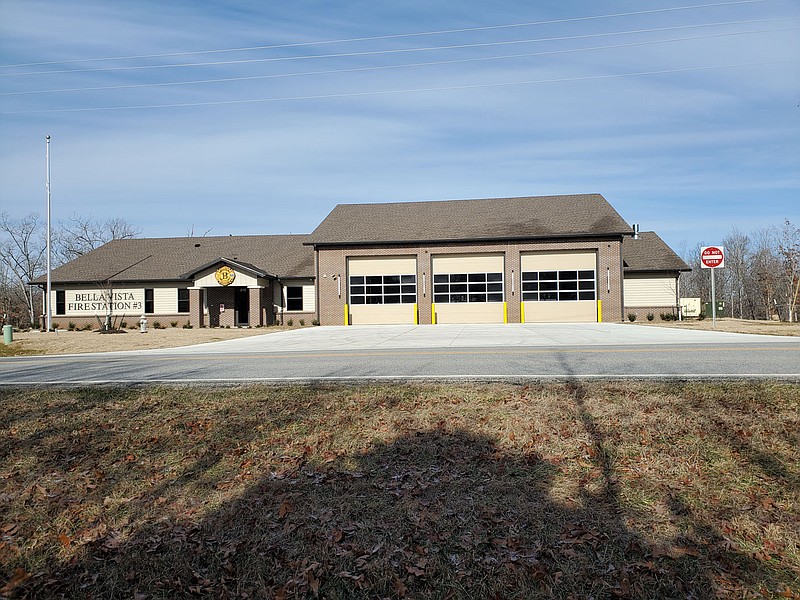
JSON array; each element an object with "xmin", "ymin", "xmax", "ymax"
[
  {"xmin": 646, "ymin": 313, "xmax": 654, "ymax": 321},
  {"xmin": 698, "ymin": 312, "xmax": 706, "ymax": 320},
  {"xmin": 627, "ymin": 313, "xmax": 637, "ymax": 322},
  {"xmin": 152, "ymin": 321, "xmax": 163, "ymax": 329},
  {"xmin": 182, "ymin": 322, "xmax": 193, "ymax": 329},
  {"xmin": 51, "ymin": 322, "xmax": 60, "ymax": 330},
  {"xmin": 128, "ymin": 323, "xmax": 137, "ymax": 330},
  {"xmin": 82, "ymin": 323, "xmax": 94, "ymax": 331},
  {"xmin": 312, "ymin": 319, "xmax": 320, "ymax": 326},
  {"xmin": 287, "ymin": 318, "xmax": 294, "ymax": 327},
  {"xmin": 68, "ymin": 322, "xmax": 76, "ymax": 331},
  {"xmin": 120, "ymin": 321, "xmax": 127, "ymax": 329},
  {"xmin": 299, "ymin": 319, "xmax": 305, "ymax": 326},
  {"xmin": 170, "ymin": 321, "xmax": 178, "ymax": 328}
]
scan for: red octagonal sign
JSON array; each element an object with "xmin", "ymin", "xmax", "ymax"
[{"xmin": 700, "ymin": 246, "xmax": 725, "ymax": 269}]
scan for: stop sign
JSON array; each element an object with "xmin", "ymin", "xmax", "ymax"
[{"xmin": 700, "ymin": 246, "xmax": 725, "ymax": 269}]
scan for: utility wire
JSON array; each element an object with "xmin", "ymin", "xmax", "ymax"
[
  {"xmin": 2, "ymin": 26, "xmax": 795, "ymax": 97},
  {"xmin": 0, "ymin": 0, "xmax": 767, "ymax": 69},
  {"xmin": 4, "ymin": 60, "xmax": 795, "ymax": 115},
  {"xmin": 2, "ymin": 17, "xmax": 793, "ymax": 78}
]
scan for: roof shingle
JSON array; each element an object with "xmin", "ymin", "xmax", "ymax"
[
  {"xmin": 38, "ymin": 234, "xmax": 313, "ymax": 284},
  {"xmin": 622, "ymin": 232, "xmax": 690, "ymax": 272},
  {"xmin": 308, "ymin": 194, "xmax": 633, "ymax": 245}
]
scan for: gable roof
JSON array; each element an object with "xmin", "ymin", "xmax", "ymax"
[
  {"xmin": 622, "ymin": 232, "xmax": 690, "ymax": 272},
  {"xmin": 37, "ymin": 234, "xmax": 314, "ymax": 284},
  {"xmin": 308, "ymin": 194, "xmax": 633, "ymax": 246}
]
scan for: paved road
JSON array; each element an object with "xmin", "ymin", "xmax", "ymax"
[{"xmin": 2, "ymin": 324, "xmax": 799, "ymax": 385}]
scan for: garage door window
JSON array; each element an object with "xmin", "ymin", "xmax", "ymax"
[
  {"xmin": 349, "ymin": 275, "xmax": 416, "ymax": 305},
  {"xmin": 433, "ymin": 272, "xmax": 504, "ymax": 303},
  {"xmin": 522, "ymin": 270, "xmax": 595, "ymax": 301}
]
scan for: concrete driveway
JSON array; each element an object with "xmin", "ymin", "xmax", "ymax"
[{"xmin": 146, "ymin": 323, "xmax": 800, "ymax": 355}]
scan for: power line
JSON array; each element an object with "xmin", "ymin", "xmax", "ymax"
[
  {"xmin": 3, "ymin": 26, "xmax": 795, "ymax": 97},
  {"xmin": 4, "ymin": 60, "xmax": 795, "ymax": 115},
  {"xmin": 2, "ymin": 17, "xmax": 793, "ymax": 78},
  {"xmin": 0, "ymin": 0, "xmax": 767, "ymax": 69}
]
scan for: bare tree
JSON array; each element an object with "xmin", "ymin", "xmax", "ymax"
[
  {"xmin": 777, "ymin": 220, "xmax": 800, "ymax": 322},
  {"xmin": 0, "ymin": 212, "xmax": 46, "ymax": 327},
  {"xmin": 54, "ymin": 214, "xmax": 140, "ymax": 264},
  {"xmin": 722, "ymin": 228, "xmax": 751, "ymax": 319}
]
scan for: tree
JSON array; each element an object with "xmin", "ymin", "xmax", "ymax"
[
  {"xmin": 721, "ymin": 228, "xmax": 751, "ymax": 319},
  {"xmin": 777, "ymin": 220, "xmax": 800, "ymax": 322},
  {"xmin": 0, "ymin": 212, "xmax": 46, "ymax": 327},
  {"xmin": 54, "ymin": 214, "xmax": 140, "ymax": 264}
]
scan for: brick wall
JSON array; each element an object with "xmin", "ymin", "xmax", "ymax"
[{"xmin": 316, "ymin": 238, "xmax": 625, "ymax": 326}]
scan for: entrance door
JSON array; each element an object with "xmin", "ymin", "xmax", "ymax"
[{"xmin": 235, "ymin": 287, "xmax": 249, "ymax": 326}]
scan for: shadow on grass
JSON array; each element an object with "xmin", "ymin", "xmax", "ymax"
[{"xmin": 14, "ymin": 424, "xmax": 782, "ymax": 599}]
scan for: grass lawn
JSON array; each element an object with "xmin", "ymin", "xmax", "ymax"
[{"xmin": 1, "ymin": 383, "xmax": 798, "ymax": 599}]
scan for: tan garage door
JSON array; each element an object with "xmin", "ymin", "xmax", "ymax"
[
  {"xmin": 347, "ymin": 256, "xmax": 417, "ymax": 324},
  {"xmin": 520, "ymin": 252, "xmax": 597, "ymax": 322},
  {"xmin": 432, "ymin": 254, "xmax": 505, "ymax": 324}
]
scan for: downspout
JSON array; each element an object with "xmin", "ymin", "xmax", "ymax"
[{"xmin": 314, "ymin": 245, "xmax": 320, "ymax": 325}]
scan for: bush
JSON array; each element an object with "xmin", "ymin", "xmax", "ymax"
[
  {"xmin": 51, "ymin": 322, "xmax": 60, "ymax": 330},
  {"xmin": 170, "ymin": 321, "xmax": 178, "ymax": 328},
  {"xmin": 182, "ymin": 322, "xmax": 193, "ymax": 329},
  {"xmin": 299, "ymin": 319, "xmax": 305, "ymax": 326},
  {"xmin": 128, "ymin": 323, "xmax": 137, "ymax": 330},
  {"xmin": 659, "ymin": 313, "xmax": 672, "ymax": 321},
  {"xmin": 120, "ymin": 321, "xmax": 127, "ymax": 329},
  {"xmin": 312, "ymin": 319, "xmax": 320, "ymax": 326},
  {"xmin": 287, "ymin": 318, "xmax": 294, "ymax": 327},
  {"xmin": 68, "ymin": 322, "xmax": 76, "ymax": 331},
  {"xmin": 152, "ymin": 321, "xmax": 163, "ymax": 329},
  {"xmin": 646, "ymin": 313, "xmax": 654, "ymax": 321},
  {"xmin": 627, "ymin": 313, "xmax": 637, "ymax": 322},
  {"xmin": 698, "ymin": 312, "xmax": 706, "ymax": 320}
]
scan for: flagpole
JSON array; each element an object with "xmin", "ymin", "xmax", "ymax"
[{"xmin": 46, "ymin": 135, "xmax": 52, "ymax": 332}]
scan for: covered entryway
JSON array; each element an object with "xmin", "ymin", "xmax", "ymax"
[
  {"xmin": 520, "ymin": 251, "xmax": 598, "ymax": 322},
  {"xmin": 346, "ymin": 256, "xmax": 418, "ymax": 324},
  {"xmin": 432, "ymin": 254, "xmax": 505, "ymax": 324},
  {"xmin": 235, "ymin": 287, "xmax": 250, "ymax": 326}
]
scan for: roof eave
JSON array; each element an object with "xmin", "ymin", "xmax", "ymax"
[{"xmin": 308, "ymin": 231, "xmax": 633, "ymax": 247}]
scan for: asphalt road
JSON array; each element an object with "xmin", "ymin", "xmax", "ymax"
[{"xmin": 2, "ymin": 324, "xmax": 799, "ymax": 384}]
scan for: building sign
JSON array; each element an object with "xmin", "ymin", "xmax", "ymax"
[
  {"xmin": 215, "ymin": 266, "xmax": 236, "ymax": 286},
  {"xmin": 64, "ymin": 290, "xmax": 144, "ymax": 314}
]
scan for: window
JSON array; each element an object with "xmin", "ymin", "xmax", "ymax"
[
  {"xmin": 433, "ymin": 272, "xmax": 503, "ymax": 303},
  {"xmin": 522, "ymin": 269, "xmax": 595, "ymax": 301},
  {"xmin": 55, "ymin": 290, "xmax": 65, "ymax": 315},
  {"xmin": 349, "ymin": 275, "xmax": 416, "ymax": 305},
  {"xmin": 144, "ymin": 288, "xmax": 154, "ymax": 313},
  {"xmin": 286, "ymin": 286, "xmax": 303, "ymax": 311},
  {"xmin": 177, "ymin": 288, "xmax": 190, "ymax": 313}
]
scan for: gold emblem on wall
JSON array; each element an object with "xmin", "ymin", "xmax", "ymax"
[{"xmin": 215, "ymin": 266, "xmax": 236, "ymax": 286}]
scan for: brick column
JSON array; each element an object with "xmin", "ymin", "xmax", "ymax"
[
  {"xmin": 189, "ymin": 288, "xmax": 204, "ymax": 328},
  {"xmin": 248, "ymin": 287, "xmax": 261, "ymax": 326}
]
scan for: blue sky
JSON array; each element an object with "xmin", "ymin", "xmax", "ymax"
[{"xmin": 1, "ymin": 0, "xmax": 798, "ymax": 253}]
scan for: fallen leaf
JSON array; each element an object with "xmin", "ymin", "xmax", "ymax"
[{"xmin": 0, "ymin": 568, "xmax": 32, "ymax": 594}]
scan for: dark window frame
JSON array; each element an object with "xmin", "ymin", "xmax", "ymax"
[
  {"xmin": 349, "ymin": 274, "xmax": 416, "ymax": 305},
  {"xmin": 144, "ymin": 288, "xmax": 154, "ymax": 314},
  {"xmin": 521, "ymin": 270, "xmax": 596, "ymax": 302},
  {"xmin": 286, "ymin": 286, "xmax": 304, "ymax": 311},
  {"xmin": 177, "ymin": 288, "xmax": 190, "ymax": 313},
  {"xmin": 433, "ymin": 272, "xmax": 504, "ymax": 304},
  {"xmin": 55, "ymin": 290, "xmax": 65, "ymax": 315}
]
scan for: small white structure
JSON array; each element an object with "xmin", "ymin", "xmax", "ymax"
[{"xmin": 680, "ymin": 297, "xmax": 701, "ymax": 317}]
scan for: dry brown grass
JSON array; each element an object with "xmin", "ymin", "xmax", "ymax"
[
  {"xmin": 1, "ymin": 382, "xmax": 798, "ymax": 599},
  {"xmin": 631, "ymin": 317, "xmax": 800, "ymax": 336},
  {"xmin": 0, "ymin": 326, "xmax": 294, "ymax": 357}
]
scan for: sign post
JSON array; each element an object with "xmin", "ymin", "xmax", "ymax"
[{"xmin": 700, "ymin": 246, "xmax": 725, "ymax": 327}]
